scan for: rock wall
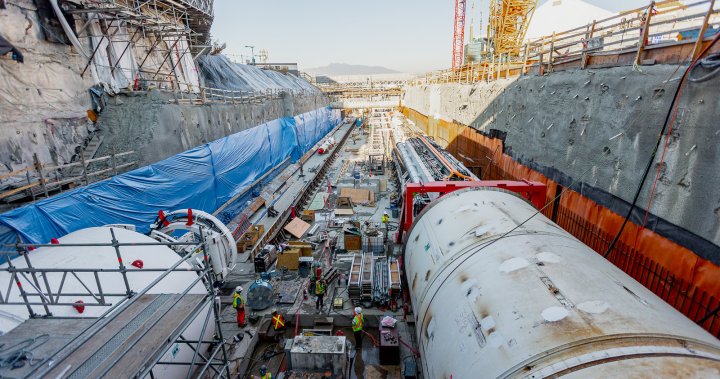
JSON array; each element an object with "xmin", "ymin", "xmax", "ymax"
[
  {"xmin": 0, "ymin": 0, "xmax": 94, "ymax": 172},
  {"xmin": 402, "ymin": 64, "xmax": 720, "ymax": 255}
]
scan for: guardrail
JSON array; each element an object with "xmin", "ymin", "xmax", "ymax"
[
  {"xmin": 173, "ymin": 86, "xmax": 322, "ymax": 105},
  {"xmin": 0, "ymin": 151, "xmax": 136, "ymax": 203},
  {"xmin": 411, "ymin": 0, "xmax": 719, "ymax": 85}
]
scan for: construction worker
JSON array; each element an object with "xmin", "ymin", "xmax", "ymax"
[
  {"xmin": 352, "ymin": 307, "xmax": 364, "ymax": 350},
  {"xmin": 259, "ymin": 365, "xmax": 272, "ymax": 379},
  {"xmin": 233, "ymin": 286, "xmax": 246, "ymax": 328},
  {"xmin": 271, "ymin": 309, "xmax": 285, "ymax": 331},
  {"xmin": 382, "ymin": 211, "xmax": 390, "ymax": 243},
  {"xmin": 315, "ymin": 278, "xmax": 326, "ymax": 311},
  {"xmin": 381, "ymin": 210, "xmax": 389, "ymax": 224}
]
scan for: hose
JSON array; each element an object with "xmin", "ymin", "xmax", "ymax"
[
  {"xmin": 49, "ymin": 0, "xmax": 88, "ymax": 57},
  {"xmin": 688, "ymin": 52, "xmax": 720, "ymax": 82},
  {"xmin": 0, "ymin": 334, "xmax": 50, "ymax": 369}
]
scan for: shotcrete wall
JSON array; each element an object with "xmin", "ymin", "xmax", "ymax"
[
  {"xmin": 93, "ymin": 91, "xmax": 328, "ymax": 165},
  {"xmin": 402, "ymin": 65, "xmax": 720, "ymax": 258}
]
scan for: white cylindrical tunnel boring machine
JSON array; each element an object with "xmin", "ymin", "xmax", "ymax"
[{"xmin": 403, "ymin": 187, "xmax": 720, "ymax": 378}]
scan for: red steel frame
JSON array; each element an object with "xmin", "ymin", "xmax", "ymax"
[
  {"xmin": 452, "ymin": 0, "xmax": 467, "ymax": 69},
  {"xmin": 398, "ymin": 180, "xmax": 547, "ymax": 240}
]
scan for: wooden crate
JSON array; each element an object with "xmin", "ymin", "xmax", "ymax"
[
  {"xmin": 288, "ymin": 241, "xmax": 313, "ymax": 257},
  {"xmin": 277, "ymin": 248, "xmax": 300, "ymax": 270},
  {"xmin": 344, "ymin": 234, "xmax": 361, "ymax": 251}
]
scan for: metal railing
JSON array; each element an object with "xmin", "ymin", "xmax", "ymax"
[
  {"xmin": 556, "ymin": 206, "xmax": 720, "ymax": 338},
  {"xmin": 0, "ymin": 150, "xmax": 136, "ymax": 204},
  {"xmin": 411, "ymin": 0, "xmax": 719, "ymax": 85},
  {"xmin": 3, "ymin": 230, "xmax": 231, "ymax": 378},
  {"xmin": 173, "ymin": 86, "xmax": 322, "ymax": 105}
]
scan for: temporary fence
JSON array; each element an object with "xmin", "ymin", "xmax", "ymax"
[{"xmin": 0, "ymin": 107, "xmax": 342, "ymax": 249}]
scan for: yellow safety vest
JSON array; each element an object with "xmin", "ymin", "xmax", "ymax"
[
  {"xmin": 272, "ymin": 314, "xmax": 285, "ymax": 329},
  {"xmin": 261, "ymin": 373, "xmax": 272, "ymax": 379},
  {"xmin": 315, "ymin": 281, "xmax": 325, "ymax": 295},
  {"xmin": 232, "ymin": 293, "xmax": 244, "ymax": 309},
  {"xmin": 382, "ymin": 214, "xmax": 389, "ymax": 224},
  {"xmin": 352, "ymin": 314, "xmax": 364, "ymax": 332}
]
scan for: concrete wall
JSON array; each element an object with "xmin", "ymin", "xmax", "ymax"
[
  {"xmin": 94, "ymin": 91, "xmax": 328, "ymax": 165},
  {"xmin": 402, "ymin": 64, "xmax": 720, "ymax": 252}
]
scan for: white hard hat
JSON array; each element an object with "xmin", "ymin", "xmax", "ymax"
[
  {"xmin": 235, "ymin": 286, "xmax": 243, "ymax": 293},
  {"xmin": 383, "ymin": 211, "xmax": 388, "ymax": 215},
  {"xmin": 355, "ymin": 307, "xmax": 362, "ymax": 314}
]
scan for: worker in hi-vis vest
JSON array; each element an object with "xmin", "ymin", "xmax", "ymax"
[
  {"xmin": 259, "ymin": 364, "xmax": 272, "ymax": 379},
  {"xmin": 315, "ymin": 278, "xmax": 326, "ymax": 311},
  {"xmin": 233, "ymin": 286, "xmax": 246, "ymax": 327},
  {"xmin": 352, "ymin": 306, "xmax": 364, "ymax": 350}
]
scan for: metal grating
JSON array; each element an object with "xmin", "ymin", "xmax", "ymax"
[{"xmin": 68, "ymin": 294, "xmax": 174, "ymax": 378}]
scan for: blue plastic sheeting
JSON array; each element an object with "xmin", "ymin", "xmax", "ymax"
[{"xmin": 0, "ymin": 107, "xmax": 342, "ymax": 249}]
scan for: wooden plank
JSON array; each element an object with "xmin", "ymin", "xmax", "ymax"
[
  {"xmin": 335, "ymin": 208, "xmax": 354, "ymax": 216},
  {"xmin": 283, "ymin": 217, "xmax": 311, "ymax": 238},
  {"xmin": 0, "ymin": 319, "xmax": 95, "ymax": 378},
  {"xmin": 44, "ymin": 294, "xmax": 165, "ymax": 377}
]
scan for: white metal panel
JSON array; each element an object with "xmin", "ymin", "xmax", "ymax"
[
  {"xmin": 404, "ymin": 188, "xmax": 720, "ymax": 378},
  {"xmin": 0, "ymin": 227, "xmax": 205, "ymax": 333}
]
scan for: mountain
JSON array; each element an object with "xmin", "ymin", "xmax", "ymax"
[{"xmin": 304, "ymin": 63, "xmax": 399, "ymax": 76}]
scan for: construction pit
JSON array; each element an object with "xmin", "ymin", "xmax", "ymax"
[{"xmin": 218, "ymin": 111, "xmax": 417, "ymax": 379}]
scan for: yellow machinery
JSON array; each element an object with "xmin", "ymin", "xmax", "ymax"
[{"xmin": 487, "ymin": 0, "xmax": 538, "ymax": 59}]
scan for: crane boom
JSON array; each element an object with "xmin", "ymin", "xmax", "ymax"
[
  {"xmin": 488, "ymin": 0, "xmax": 537, "ymax": 58},
  {"xmin": 452, "ymin": 0, "xmax": 467, "ymax": 69}
]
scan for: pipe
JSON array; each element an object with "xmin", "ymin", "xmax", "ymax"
[
  {"xmin": 404, "ymin": 187, "xmax": 720, "ymax": 378},
  {"xmin": 49, "ymin": 0, "xmax": 88, "ymax": 58}
]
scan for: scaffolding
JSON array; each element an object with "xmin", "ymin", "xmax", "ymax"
[
  {"xmin": 0, "ymin": 228, "xmax": 231, "ymax": 378},
  {"xmin": 63, "ymin": 0, "xmax": 214, "ymax": 92}
]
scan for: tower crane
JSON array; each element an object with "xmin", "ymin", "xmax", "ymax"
[
  {"xmin": 451, "ymin": 0, "xmax": 467, "ymax": 69},
  {"xmin": 487, "ymin": 0, "xmax": 538, "ymax": 59}
]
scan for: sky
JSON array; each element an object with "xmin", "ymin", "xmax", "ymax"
[{"xmin": 211, "ymin": 0, "xmax": 652, "ymax": 74}]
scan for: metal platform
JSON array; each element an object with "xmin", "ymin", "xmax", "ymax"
[{"xmin": 0, "ymin": 294, "xmax": 208, "ymax": 378}]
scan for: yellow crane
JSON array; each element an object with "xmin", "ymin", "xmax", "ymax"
[{"xmin": 487, "ymin": 0, "xmax": 538, "ymax": 59}]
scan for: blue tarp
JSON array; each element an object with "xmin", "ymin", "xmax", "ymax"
[{"xmin": 0, "ymin": 107, "xmax": 342, "ymax": 249}]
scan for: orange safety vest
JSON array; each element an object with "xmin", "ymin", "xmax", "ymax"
[
  {"xmin": 272, "ymin": 314, "xmax": 285, "ymax": 330},
  {"xmin": 352, "ymin": 314, "xmax": 364, "ymax": 332}
]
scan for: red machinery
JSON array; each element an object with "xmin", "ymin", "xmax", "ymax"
[{"xmin": 398, "ymin": 180, "xmax": 546, "ymax": 240}]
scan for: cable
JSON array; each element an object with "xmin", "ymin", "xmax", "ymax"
[
  {"xmin": 606, "ymin": 31, "xmax": 720, "ymax": 259},
  {"xmin": 688, "ymin": 52, "xmax": 720, "ymax": 83}
]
